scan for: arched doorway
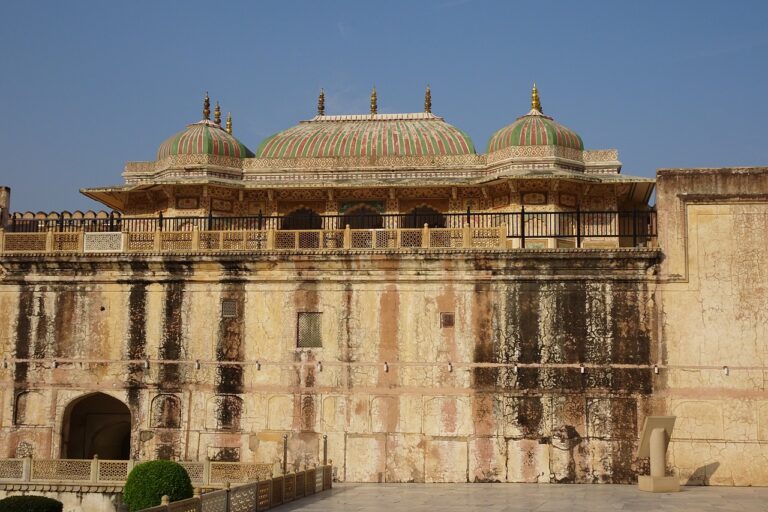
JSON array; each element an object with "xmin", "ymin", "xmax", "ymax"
[
  {"xmin": 343, "ymin": 205, "xmax": 383, "ymax": 229},
  {"xmin": 61, "ymin": 393, "xmax": 131, "ymax": 460},
  {"xmin": 402, "ymin": 206, "xmax": 446, "ymax": 228},
  {"xmin": 281, "ymin": 208, "xmax": 322, "ymax": 230}
]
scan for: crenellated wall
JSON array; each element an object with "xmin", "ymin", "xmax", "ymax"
[{"xmin": 0, "ymin": 250, "xmax": 658, "ymax": 483}]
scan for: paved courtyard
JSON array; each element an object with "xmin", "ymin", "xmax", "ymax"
[{"xmin": 282, "ymin": 483, "xmax": 768, "ymax": 512}]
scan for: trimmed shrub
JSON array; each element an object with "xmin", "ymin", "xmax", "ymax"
[
  {"xmin": 0, "ymin": 495, "xmax": 63, "ymax": 512},
  {"xmin": 123, "ymin": 460, "xmax": 193, "ymax": 512}
]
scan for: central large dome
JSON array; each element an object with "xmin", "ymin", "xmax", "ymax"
[{"xmin": 255, "ymin": 112, "xmax": 475, "ymax": 158}]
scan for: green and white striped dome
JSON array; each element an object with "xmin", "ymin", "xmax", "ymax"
[
  {"xmin": 487, "ymin": 110, "xmax": 583, "ymax": 152},
  {"xmin": 487, "ymin": 84, "xmax": 583, "ymax": 153},
  {"xmin": 157, "ymin": 119, "xmax": 254, "ymax": 160},
  {"xmin": 255, "ymin": 113, "xmax": 475, "ymax": 158}
]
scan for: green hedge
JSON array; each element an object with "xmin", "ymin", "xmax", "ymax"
[
  {"xmin": 0, "ymin": 495, "xmax": 63, "ymax": 512},
  {"xmin": 123, "ymin": 460, "xmax": 193, "ymax": 512}
]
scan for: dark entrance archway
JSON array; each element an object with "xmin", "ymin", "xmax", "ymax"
[
  {"xmin": 281, "ymin": 208, "xmax": 322, "ymax": 230},
  {"xmin": 61, "ymin": 393, "xmax": 131, "ymax": 460},
  {"xmin": 343, "ymin": 205, "xmax": 383, "ymax": 229},
  {"xmin": 402, "ymin": 206, "xmax": 446, "ymax": 228}
]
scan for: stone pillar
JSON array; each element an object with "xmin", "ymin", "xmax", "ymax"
[
  {"xmin": 649, "ymin": 428, "xmax": 666, "ymax": 478},
  {"xmin": 0, "ymin": 186, "xmax": 10, "ymax": 229}
]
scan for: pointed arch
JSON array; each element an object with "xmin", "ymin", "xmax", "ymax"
[
  {"xmin": 60, "ymin": 392, "xmax": 131, "ymax": 460},
  {"xmin": 281, "ymin": 207, "xmax": 322, "ymax": 230},
  {"xmin": 343, "ymin": 204, "xmax": 383, "ymax": 229},
  {"xmin": 402, "ymin": 205, "xmax": 446, "ymax": 228}
]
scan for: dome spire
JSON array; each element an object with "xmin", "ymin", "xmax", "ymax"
[
  {"xmin": 424, "ymin": 85, "xmax": 432, "ymax": 113},
  {"xmin": 214, "ymin": 101, "xmax": 221, "ymax": 125},
  {"xmin": 370, "ymin": 86, "xmax": 377, "ymax": 115},
  {"xmin": 226, "ymin": 112, "xmax": 232, "ymax": 134},
  {"xmin": 317, "ymin": 89, "xmax": 325, "ymax": 116},
  {"xmin": 203, "ymin": 92, "xmax": 211, "ymax": 120},
  {"xmin": 531, "ymin": 83, "xmax": 542, "ymax": 113}
]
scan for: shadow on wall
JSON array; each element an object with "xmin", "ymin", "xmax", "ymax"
[{"xmin": 686, "ymin": 462, "xmax": 720, "ymax": 485}]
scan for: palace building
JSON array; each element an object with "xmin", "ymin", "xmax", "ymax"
[{"xmin": 0, "ymin": 85, "xmax": 766, "ymax": 487}]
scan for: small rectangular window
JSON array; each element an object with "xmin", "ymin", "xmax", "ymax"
[
  {"xmin": 297, "ymin": 312, "xmax": 322, "ymax": 348},
  {"xmin": 440, "ymin": 312, "xmax": 455, "ymax": 328},
  {"xmin": 221, "ymin": 299, "xmax": 238, "ymax": 318}
]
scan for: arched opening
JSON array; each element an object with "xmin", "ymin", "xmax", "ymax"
[
  {"xmin": 281, "ymin": 208, "xmax": 322, "ymax": 230},
  {"xmin": 402, "ymin": 206, "xmax": 446, "ymax": 229},
  {"xmin": 343, "ymin": 205, "xmax": 383, "ymax": 229},
  {"xmin": 60, "ymin": 393, "xmax": 131, "ymax": 460}
]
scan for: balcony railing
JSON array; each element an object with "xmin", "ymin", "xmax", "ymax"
[
  {"xmin": 0, "ymin": 457, "xmax": 333, "ymax": 511},
  {"xmin": 0, "ymin": 210, "xmax": 656, "ymax": 254},
  {"xmin": 0, "ymin": 456, "xmax": 278, "ymax": 487}
]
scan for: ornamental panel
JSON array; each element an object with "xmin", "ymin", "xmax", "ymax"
[
  {"xmin": 84, "ymin": 232, "xmax": 123, "ymax": 253},
  {"xmin": 167, "ymin": 497, "xmax": 201, "ymax": 512},
  {"xmin": 229, "ymin": 481, "xmax": 258, "ymax": 512},
  {"xmin": 179, "ymin": 461, "xmax": 205, "ymax": 484},
  {"xmin": 31, "ymin": 459, "xmax": 91, "ymax": 481},
  {"xmin": 97, "ymin": 460, "xmax": 129, "ymax": 482},
  {"xmin": 3, "ymin": 233, "xmax": 46, "ymax": 252},
  {"xmin": 257, "ymin": 480, "xmax": 271, "ymax": 509},
  {"xmin": 0, "ymin": 459, "xmax": 23, "ymax": 479},
  {"xmin": 200, "ymin": 489, "xmax": 228, "ymax": 512}
]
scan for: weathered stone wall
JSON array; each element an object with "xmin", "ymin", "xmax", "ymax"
[
  {"xmin": 0, "ymin": 250, "xmax": 657, "ymax": 483},
  {"xmin": 656, "ymin": 167, "xmax": 768, "ymax": 485}
]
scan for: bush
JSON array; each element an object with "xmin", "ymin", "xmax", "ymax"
[
  {"xmin": 0, "ymin": 495, "xmax": 63, "ymax": 512},
  {"xmin": 123, "ymin": 460, "xmax": 193, "ymax": 512}
]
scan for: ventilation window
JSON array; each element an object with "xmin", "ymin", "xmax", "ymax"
[
  {"xmin": 221, "ymin": 299, "xmax": 238, "ymax": 318},
  {"xmin": 297, "ymin": 312, "xmax": 322, "ymax": 348},
  {"xmin": 440, "ymin": 312, "xmax": 455, "ymax": 328}
]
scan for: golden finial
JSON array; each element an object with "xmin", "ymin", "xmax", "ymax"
[
  {"xmin": 226, "ymin": 112, "xmax": 232, "ymax": 134},
  {"xmin": 214, "ymin": 101, "xmax": 221, "ymax": 125},
  {"xmin": 424, "ymin": 85, "xmax": 432, "ymax": 113},
  {"xmin": 531, "ymin": 83, "xmax": 542, "ymax": 113},
  {"xmin": 317, "ymin": 89, "xmax": 325, "ymax": 116},
  {"xmin": 203, "ymin": 92, "xmax": 210, "ymax": 120},
  {"xmin": 370, "ymin": 87, "xmax": 377, "ymax": 115}
]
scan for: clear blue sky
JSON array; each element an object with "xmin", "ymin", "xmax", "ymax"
[{"xmin": 1, "ymin": 0, "xmax": 767, "ymax": 212}]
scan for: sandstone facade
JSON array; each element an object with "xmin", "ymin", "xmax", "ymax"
[
  {"xmin": 655, "ymin": 167, "xmax": 768, "ymax": 485},
  {"xmin": 0, "ymin": 250, "xmax": 658, "ymax": 483},
  {"xmin": 1, "ymin": 87, "xmax": 766, "ymax": 486}
]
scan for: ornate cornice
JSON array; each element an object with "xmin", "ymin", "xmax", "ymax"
[
  {"xmin": 243, "ymin": 153, "xmax": 485, "ymax": 171},
  {"xmin": 114, "ymin": 146, "xmax": 635, "ymax": 190}
]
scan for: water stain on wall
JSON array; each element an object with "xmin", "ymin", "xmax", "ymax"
[{"xmin": 159, "ymin": 281, "xmax": 185, "ymax": 391}]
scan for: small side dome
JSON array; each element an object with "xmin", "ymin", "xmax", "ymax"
[
  {"xmin": 487, "ymin": 84, "xmax": 583, "ymax": 153},
  {"xmin": 156, "ymin": 94, "xmax": 254, "ymax": 160},
  {"xmin": 157, "ymin": 120, "xmax": 254, "ymax": 159}
]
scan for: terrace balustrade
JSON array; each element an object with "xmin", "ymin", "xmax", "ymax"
[{"xmin": 0, "ymin": 210, "xmax": 657, "ymax": 254}]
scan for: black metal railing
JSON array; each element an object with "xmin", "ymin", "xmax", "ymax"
[{"xmin": 7, "ymin": 209, "xmax": 657, "ymax": 247}]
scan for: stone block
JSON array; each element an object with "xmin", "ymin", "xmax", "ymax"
[
  {"xmin": 345, "ymin": 435, "xmax": 386, "ymax": 482},
  {"xmin": 669, "ymin": 400, "xmax": 723, "ymax": 440},
  {"xmin": 425, "ymin": 437, "xmax": 467, "ymax": 482},
  {"xmin": 638, "ymin": 475, "xmax": 680, "ymax": 492},
  {"xmin": 469, "ymin": 436, "xmax": 506, "ymax": 482},
  {"xmin": 423, "ymin": 396, "xmax": 472, "ymax": 437},
  {"xmin": 371, "ymin": 395, "xmax": 399, "ymax": 433},
  {"xmin": 506, "ymin": 438, "xmax": 549, "ymax": 483},
  {"xmin": 385, "ymin": 433, "xmax": 425, "ymax": 482}
]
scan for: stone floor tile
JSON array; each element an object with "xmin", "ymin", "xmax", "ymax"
[{"xmin": 283, "ymin": 483, "xmax": 768, "ymax": 512}]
